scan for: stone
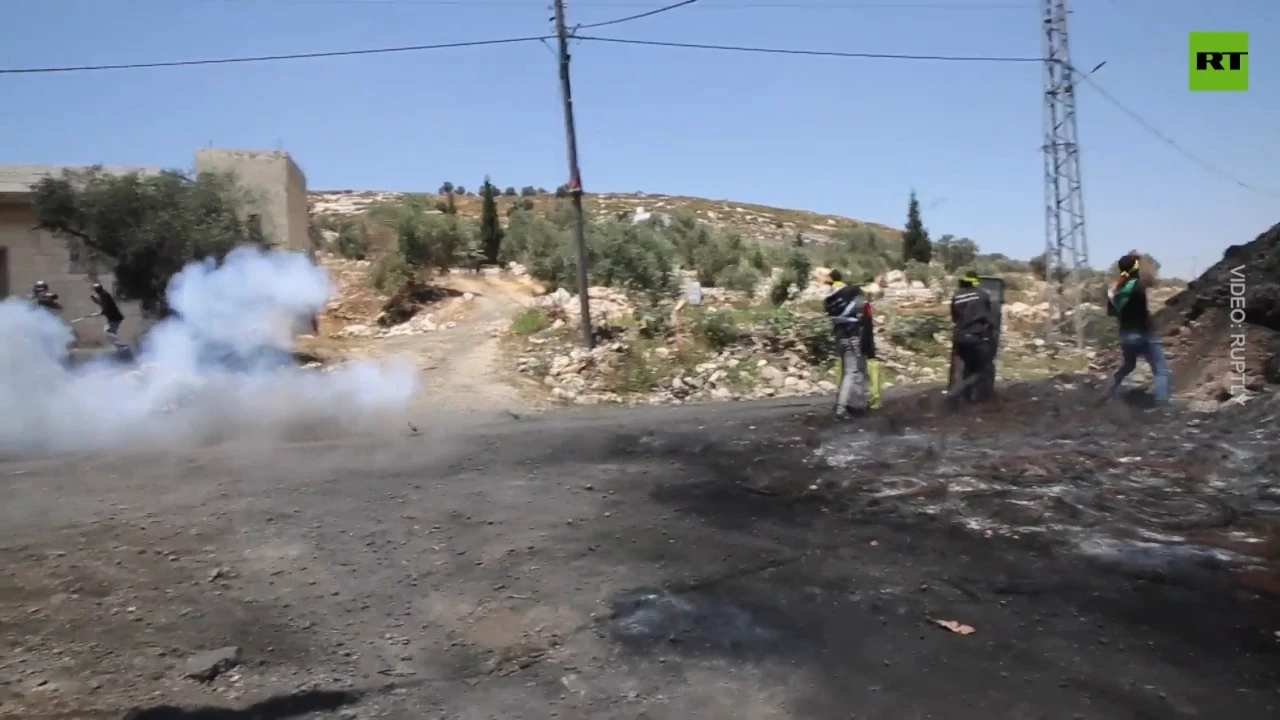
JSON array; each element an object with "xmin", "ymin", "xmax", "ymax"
[{"xmin": 184, "ymin": 646, "xmax": 241, "ymax": 681}]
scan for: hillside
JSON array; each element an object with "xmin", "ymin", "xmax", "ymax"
[{"xmin": 310, "ymin": 189, "xmax": 902, "ymax": 248}]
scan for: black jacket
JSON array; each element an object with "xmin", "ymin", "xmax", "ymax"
[
  {"xmin": 32, "ymin": 290, "xmax": 61, "ymax": 311},
  {"xmin": 1106, "ymin": 274, "xmax": 1152, "ymax": 333},
  {"xmin": 93, "ymin": 290, "xmax": 124, "ymax": 324},
  {"xmin": 950, "ymin": 287, "xmax": 993, "ymax": 339},
  {"xmin": 825, "ymin": 283, "xmax": 877, "ymax": 358}
]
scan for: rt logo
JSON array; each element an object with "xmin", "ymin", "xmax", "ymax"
[{"xmin": 1189, "ymin": 31, "xmax": 1248, "ymax": 92}]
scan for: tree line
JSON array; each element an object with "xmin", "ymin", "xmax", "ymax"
[{"xmin": 30, "ymin": 167, "xmax": 1116, "ymax": 319}]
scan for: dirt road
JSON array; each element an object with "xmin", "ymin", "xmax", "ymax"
[
  {"xmin": 315, "ymin": 271, "xmax": 540, "ymax": 415},
  {"xmin": 2, "ymin": 388, "xmax": 1279, "ymax": 719}
]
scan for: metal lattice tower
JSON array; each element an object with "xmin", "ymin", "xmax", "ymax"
[{"xmin": 1041, "ymin": 0, "xmax": 1090, "ymax": 348}]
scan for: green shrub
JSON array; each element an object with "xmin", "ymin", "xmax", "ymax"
[
  {"xmin": 694, "ymin": 310, "xmax": 741, "ymax": 350},
  {"xmin": 752, "ymin": 309, "xmax": 838, "ymax": 364},
  {"xmin": 589, "ymin": 221, "xmax": 676, "ymax": 297},
  {"xmin": 786, "ymin": 248, "xmax": 813, "ymax": 289},
  {"xmin": 635, "ymin": 305, "xmax": 673, "ymax": 339},
  {"xmin": 334, "ymin": 222, "xmax": 371, "ymax": 260},
  {"xmin": 1000, "ymin": 274, "xmax": 1027, "ymax": 292},
  {"xmin": 511, "ymin": 308, "xmax": 551, "ymax": 335},
  {"xmin": 312, "ymin": 214, "xmax": 346, "ymax": 233},
  {"xmin": 888, "ymin": 315, "xmax": 949, "ymax": 353},
  {"xmin": 903, "ymin": 260, "xmax": 932, "ymax": 284},
  {"xmin": 714, "ymin": 264, "xmax": 761, "ymax": 295},
  {"xmin": 386, "ymin": 197, "xmax": 472, "ymax": 271},
  {"xmin": 503, "ymin": 211, "xmax": 576, "ymax": 289},
  {"xmin": 618, "ymin": 347, "xmax": 663, "ymax": 393},
  {"xmin": 369, "ymin": 250, "xmax": 415, "ymax": 293},
  {"xmin": 768, "ymin": 276, "xmax": 794, "ymax": 306},
  {"xmin": 797, "ymin": 315, "xmax": 840, "ymax": 365}
]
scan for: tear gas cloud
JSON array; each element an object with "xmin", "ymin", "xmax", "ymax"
[{"xmin": 0, "ymin": 247, "xmax": 418, "ymax": 456}]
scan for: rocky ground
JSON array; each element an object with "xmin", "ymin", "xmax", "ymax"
[
  {"xmin": 504, "ymin": 268, "xmax": 1184, "ymax": 408},
  {"xmin": 2, "ymin": 381, "xmax": 1279, "ymax": 719}
]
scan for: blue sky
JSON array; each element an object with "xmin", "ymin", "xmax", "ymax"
[{"xmin": 1, "ymin": 0, "xmax": 1274, "ymax": 278}]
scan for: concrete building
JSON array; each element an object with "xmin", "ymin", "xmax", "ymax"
[
  {"xmin": 0, "ymin": 149, "xmax": 313, "ymax": 347},
  {"xmin": 194, "ymin": 149, "xmax": 315, "ymax": 262}
]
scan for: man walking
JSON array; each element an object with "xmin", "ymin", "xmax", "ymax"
[
  {"xmin": 824, "ymin": 269, "xmax": 880, "ymax": 418},
  {"xmin": 1104, "ymin": 252, "xmax": 1170, "ymax": 406},
  {"xmin": 90, "ymin": 282, "xmax": 127, "ymax": 351},
  {"xmin": 947, "ymin": 272, "xmax": 995, "ymax": 404}
]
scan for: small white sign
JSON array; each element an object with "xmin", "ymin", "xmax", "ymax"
[{"xmin": 686, "ymin": 282, "xmax": 703, "ymax": 306}]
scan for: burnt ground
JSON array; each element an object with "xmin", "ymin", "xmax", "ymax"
[{"xmin": 2, "ymin": 379, "xmax": 1280, "ymax": 719}]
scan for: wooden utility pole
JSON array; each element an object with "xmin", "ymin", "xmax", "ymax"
[{"xmin": 552, "ymin": 0, "xmax": 595, "ymax": 349}]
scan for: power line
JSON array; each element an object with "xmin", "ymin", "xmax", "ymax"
[
  {"xmin": 575, "ymin": 35, "xmax": 1273, "ymax": 196},
  {"xmin": 197, "ymin": 0, "xmax": 1032, "ymax": 8},
  {"xmin": 0, "ymin": 32, "xmax": 1045, "ymax": 76},
  {"xmin": 0, "ymin": 35, "xmax": 549, "ymax": 74},
  {"xmin": 576, "ymin": 35, "xmax": 1043, "ymax": 62},
  {"xmin": 1, "ymin": 24, "xmax": 1265, "ymax": 199},
  {"xmin": 577, "ymin": 0, "xmax": 699, "ymax": 31},
  {"xmin": 1067, "ymin": 67, "xmax": 1276, "ymax": 198}
]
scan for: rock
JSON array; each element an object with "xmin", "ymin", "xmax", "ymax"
[
  {"xmin": 184, "ymin": 646, "xmax": 241, "ymax": 682},
  {"xmin": 333, "ymin": 324, "xmax": 374, "ymax": 339}
]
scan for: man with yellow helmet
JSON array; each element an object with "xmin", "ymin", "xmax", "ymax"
[
  {"xmin": 947, "ymin": 271, "xmax": 995, "ymax": 403},
  {"xmin": 1104, "ymin": 251, "xmax": 1170, "ymax": 405},
  {"xmin": 823, "ymin": 269, "xmax": 882, "ymax": 417}
]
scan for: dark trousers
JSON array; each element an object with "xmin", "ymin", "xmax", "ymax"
[{"xmin": 950, "ymin": 333, "xmax": 992, "ymax": 402}]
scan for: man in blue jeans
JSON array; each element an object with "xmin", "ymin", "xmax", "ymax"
[{"xmin": 1105, "ymin": 252, "xmax": 1171, "ymax": 405}]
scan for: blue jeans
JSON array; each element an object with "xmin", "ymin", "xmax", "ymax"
[
  {"xmin": 105, "ymin": 319, "xmax": 125, "ymax": 349},
  {"xmin": 1109, "ymin": 331, "xmax": 1170, "ymax": 405}
]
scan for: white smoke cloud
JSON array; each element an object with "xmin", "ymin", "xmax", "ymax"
[{"xmin": 0, "ymin": 247, "xmax": 418, "ymax": 456}]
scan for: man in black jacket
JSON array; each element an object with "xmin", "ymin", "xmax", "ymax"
[
  {"xmin": 947, "ymin": 272, "xmax": 995, "ymax": 403},
  {"xmin": 90, "ymin": 282, "xmax": 127, "ymax": 350},
  {"xmin": 1104, "ymin": 252, "xmax": 1170, "ymax": 405},
  {"xmin": 824, "ymin": 269, "xmax": 879, "ymax": 417}
]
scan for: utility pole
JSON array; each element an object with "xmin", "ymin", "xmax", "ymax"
[
  {"xmin": 553, "ymin": 0, "xmax": 595, "ymax": 349},
  {"xmin": 1040, "ymin": 0, "xmax": 1090, "ymax": 349}
]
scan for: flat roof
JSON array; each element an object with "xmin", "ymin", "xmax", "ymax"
[{"xmin": 0, "ymin": 164, "xmax": 162, "ymax": 198}]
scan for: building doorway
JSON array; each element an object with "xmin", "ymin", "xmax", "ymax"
[{"xmin": 0, "ymin": 246, "xmax": 9, "ymax": 298}]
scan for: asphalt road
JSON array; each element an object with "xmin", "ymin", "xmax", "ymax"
[{"xmin": 2, "ymin": 389, "xmax": 1279, "ymax": 719}]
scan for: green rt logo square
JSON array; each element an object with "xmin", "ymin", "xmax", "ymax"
[{"xmin": 1190, "ymin": 31, "xmax": 1249, "ymax": 92}]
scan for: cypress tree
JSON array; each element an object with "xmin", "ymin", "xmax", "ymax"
[{"xmin": 479, "ymin": 176, "xmax": 504, "ymax": 264}]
